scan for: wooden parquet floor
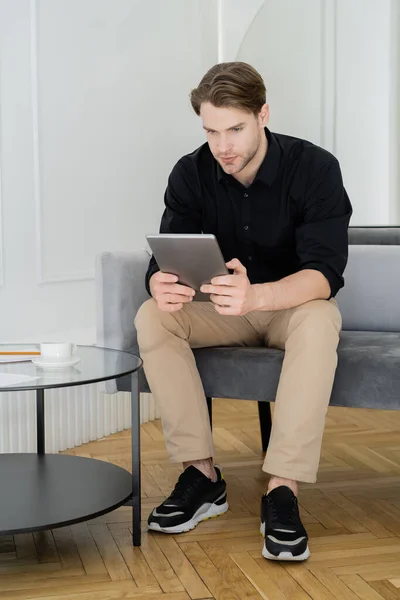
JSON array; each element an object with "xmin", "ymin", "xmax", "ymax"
[{"xmin": 2, "ymin": 399, "xmax": 400, "ymax": 599}]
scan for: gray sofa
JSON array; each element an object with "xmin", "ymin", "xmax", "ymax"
[
  {"xmin": 96, "ymin": 226, "xmax": 400, "ymax": 408},
  {"xmin": 95, "ymin": 226, "xmax": 400, "ymax": 543}
]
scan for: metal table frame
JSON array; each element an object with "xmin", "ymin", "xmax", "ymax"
[{"xmin": 4, "ymin": 364, "xmax": 142, "ymax": 546}]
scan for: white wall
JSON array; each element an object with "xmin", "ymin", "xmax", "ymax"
[
  {"xmin": 0, "ymin": 0, "xmax": 398, "ymax": 344},
  {"xmin": 392, "ymin": 0, "xmax": 400, "ymax": 223},
  {"xmin": 0, "ymin": 0, "xmax": 217, "ymax": 343},
  {"xmin": 335, "ymin": 0, "xmax": 395, "ymax": 225},
  {"xmin": 220, "ymin": 0, "xmax": 399, "ymax": 226}
]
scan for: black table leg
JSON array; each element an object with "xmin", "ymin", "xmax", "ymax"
[
  {"xmin": 206, "ymin": 397, "xmax": 212, "ymax": 428},
  {"xmin": 258, "ymin": 401, "xmax": 272, "ymax": 452},
  {"xmin": 36, "ymin": 389, "xmax": 45, "ymax": 455},
  {"xmin": 131, "ymin": 372, "xmax": 141, "ymax": 546}
]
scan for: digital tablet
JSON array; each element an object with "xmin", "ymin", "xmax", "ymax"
[{"xmin": 146, "ymin": 234, "xmax": 229, "ymax": 301}]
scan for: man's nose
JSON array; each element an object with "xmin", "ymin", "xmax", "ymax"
[{"xmin": 218, "ymin": 135, "xmax": 233, "ymax": 154}]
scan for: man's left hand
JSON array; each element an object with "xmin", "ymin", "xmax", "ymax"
[{"xmin": 200, "ymin": 258, "xmax": 260, "ymax": 316}]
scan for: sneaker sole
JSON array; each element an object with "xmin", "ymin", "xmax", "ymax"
[
  {"xmin": 261, "ymin": 545, "xmax": 310, "ymax": 561},
  {"xmin": 260, "ymin": 522, "xmax": 310, "ymax": 562},
  {"xmin": 148, "ymin": 500, "xmax": 229, "ymax": 534}
]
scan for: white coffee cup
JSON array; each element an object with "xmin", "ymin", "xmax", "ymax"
[{"xmin": 40, "ymin": 342, "xmax": 77, "ymax": 361}]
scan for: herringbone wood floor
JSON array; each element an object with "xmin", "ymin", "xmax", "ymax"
[{"xmin": 2, "ymin": 400, "xmax": 400, "ymax": 599}]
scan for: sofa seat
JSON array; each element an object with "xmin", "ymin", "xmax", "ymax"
[{"xmin": 122, "ymin": 331, "xmax": 400, "ymax": 410}]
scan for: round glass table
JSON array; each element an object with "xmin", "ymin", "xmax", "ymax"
[{"xmin": 0, "ymin": 345, "xmax": 143, "ymax": 545}]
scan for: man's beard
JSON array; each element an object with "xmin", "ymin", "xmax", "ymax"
[{"xmin": 219, "ymin": 134, "xmax": 261, "ymax": 175}]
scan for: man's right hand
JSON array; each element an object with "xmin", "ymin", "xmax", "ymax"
[{"xmin": 149, "ymin": 272, "xmax": 195, "ymax": 312}]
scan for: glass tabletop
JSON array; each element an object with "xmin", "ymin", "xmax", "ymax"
[{"xmin": 0, "ymin": 345, "xmax": 142, "ymax": 392}]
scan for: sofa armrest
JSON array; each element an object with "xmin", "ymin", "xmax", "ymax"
[{"xmin": 95, "ymin": 250, "xmax": 150, "ymax": 391}]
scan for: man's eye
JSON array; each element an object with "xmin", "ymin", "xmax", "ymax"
[{"xmin": 232, "ymin": 127, "xmax": 242, "ymax": 132}]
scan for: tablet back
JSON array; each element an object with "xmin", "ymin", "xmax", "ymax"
[{"xmin": 146, "ymin": 234, "xmax": 229, "ymax": 301}]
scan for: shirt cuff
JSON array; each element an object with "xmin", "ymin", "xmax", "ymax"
[
  {"xmin": 145, "ymin": 263, "xmax": 160, "ymax": 297},
  {"xmin": 298, "ymin": 262, "xmax": 343, "ymax": 299}
]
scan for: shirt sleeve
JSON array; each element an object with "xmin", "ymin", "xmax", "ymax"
[
  {"xmin": 295, "ymin": 158, "xmax": 353, "ymax": 298},
  {"xmin": 145, "ymin": 159, "xmax": 202, "ymax": 296}
]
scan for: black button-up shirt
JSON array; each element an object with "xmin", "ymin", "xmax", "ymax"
[{"xmin": 145, "ymin": 128, "xmax": 352, "ymax": 298}]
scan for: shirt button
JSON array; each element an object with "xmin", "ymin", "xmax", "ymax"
[
  {"xmin": 244, "ymin": 225, "xmax": 249, "ymax": 231},
  {"xmin": 244, "ymin": 193, "xmax": 249, "ymax": 198},
  {"xmin": 248, "ymin": 255, "xmax": 253, "ymax": 261}
]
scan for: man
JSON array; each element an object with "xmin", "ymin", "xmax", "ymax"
[{"xmin": 135, "ymin": 62, "xmax": 352, "ymax": 561}]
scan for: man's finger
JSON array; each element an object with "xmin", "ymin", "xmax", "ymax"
[
  {"xmin": 201, "ymin": 284, "xmax": 235, "ymax": 295},
  {"xmin": 161, "ymin": 293, "xmax": 192, "ymax": 304},
  {"xmin": 157, "ymin": 283, "xmax": 194, "ymax": 296},
  {"xmin": 163, "ymin": 302, "xmax": 183, "ymax": 312},
  {"xmin": 210, "ymin": 294, "xmax": 236, "ymax": 307},
  {"xmin": 226, "ymin": 258, "xmax": 247, "ymax": 275},
  {"xmin": 172, "ymin": 284, "xmax": 196, "ymax": 296},
  {"xmin": 214, "ymin": 304, "xmax": 240, "ymax": 315},
  {"xmin": 208, "ymin": 275, "xmax": 238, "ymax": 287},
  {"xmin": 156, "ymin": 272, "xmax": 179, "ymax": 283}
]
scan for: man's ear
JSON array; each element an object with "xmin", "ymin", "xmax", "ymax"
[{"xmin": 259, "ymin": 103, "xmax": 270, "ymax": 127}]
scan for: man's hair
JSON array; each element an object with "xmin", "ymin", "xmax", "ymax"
[{"xmin": 190, "ymin": 62, "xmax": 266, "ymax": 117}]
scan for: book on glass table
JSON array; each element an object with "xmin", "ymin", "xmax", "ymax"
[{"xmin": 0, "ymin": 345, "xmax": 41, "ymax": 363}]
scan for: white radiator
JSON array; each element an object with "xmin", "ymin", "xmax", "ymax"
[{"xmin": 0, "ymin": 386, "xmax": 158, "ymax": 453}]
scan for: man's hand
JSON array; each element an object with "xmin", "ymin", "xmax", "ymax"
[
  {"xmin": 200, "ymin": 258, "xmax": 260, "ymax": 316},
  {"xmin": 150, "ymin": 272, "xmax": 195, "ymax": 312}
]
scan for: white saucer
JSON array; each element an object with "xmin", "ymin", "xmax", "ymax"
[{"xmin": 32, "ymin": 356, "xmax": 81, "ymax": 369}]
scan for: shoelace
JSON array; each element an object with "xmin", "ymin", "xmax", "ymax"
[
  {"xmin": 268, "ymin": 495, "xmax": 299, "ymax": 529},
  {"xmin": 167, "ymin": 472, "xmax": 208, "ymax": 504}
]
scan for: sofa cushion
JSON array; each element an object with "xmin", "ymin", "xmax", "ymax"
[
  {"xmin": 337, "ymin": 245, "xmax": 400, "ymax": 332},
  {"xmin": 331, "ymin": 331, "xmax": 400, "ymax": 409},
  {"xmin": 124, "ymin": 331, "xmax": 400, "ymax": 410}
]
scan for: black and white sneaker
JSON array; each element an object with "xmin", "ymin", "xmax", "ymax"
[
  {"xmin": 148, "ymin": 465, "xmax": 228, "ymax": 534},
  {"xmin": 260, "ymin": 486, "xmax": 310, "ymax": 561}
]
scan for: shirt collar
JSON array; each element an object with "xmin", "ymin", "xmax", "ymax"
[{"xmin": 216, "ymin": 127, "xmax": 281, "ymax": 187}]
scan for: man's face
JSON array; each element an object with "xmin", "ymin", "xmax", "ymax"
[{"xmin": 200, "ymin": 102, "xmax": 268, "ymax": 176}]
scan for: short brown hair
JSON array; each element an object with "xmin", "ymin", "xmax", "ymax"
[{"xmin": 190, "ymin": 62, "xmax": 266, "ymax": 116}]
